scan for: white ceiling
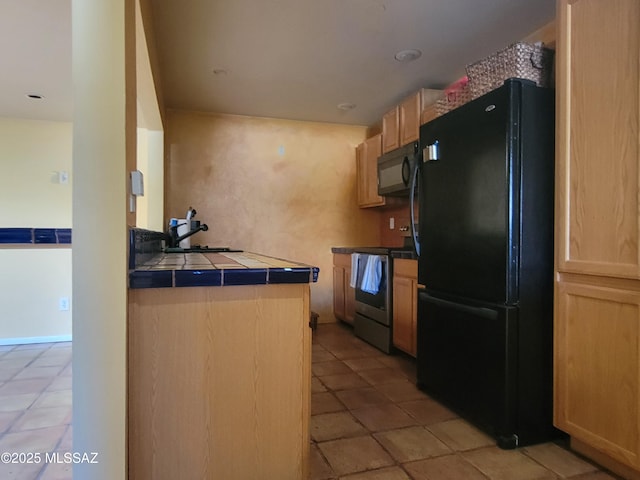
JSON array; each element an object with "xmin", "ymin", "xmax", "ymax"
[
  {"xmin": 0, "ymin": 0, "xmax": 72, "ymax": 122},
  {"xmin": 0, "ymin": 0, "xmax": 556, "ymax": 126}
]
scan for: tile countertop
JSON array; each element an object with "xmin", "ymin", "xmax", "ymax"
[{"xmin": 129, "ymin": 251, "xmax": 320, "ymax": 289}]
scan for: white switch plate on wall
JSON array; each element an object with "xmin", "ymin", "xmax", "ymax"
[{"xmin": 59, "ymin": 297, "xmax": 70, "ymax": 311}]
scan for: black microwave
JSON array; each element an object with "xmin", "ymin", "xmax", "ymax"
[{"xmin": 377, "ymin": 142, "xmax": 419, "ymax": 196}]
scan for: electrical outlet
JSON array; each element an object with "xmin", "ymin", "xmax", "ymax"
[
  {"xmin": 389, "ymin": 217, "xmax": 395, "ymax": 230},
  {"xmin": 59, "ymin": 297, "xmax": 70, "ymax": 311}
]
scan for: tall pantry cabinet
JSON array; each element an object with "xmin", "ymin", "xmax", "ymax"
[{"xmin": 554, "ymin": 0, "xmax": 640, "ymax": 477}]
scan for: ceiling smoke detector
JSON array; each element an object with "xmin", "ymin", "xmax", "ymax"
[{"xmin": 394, "ymin": 49, "xmax": 422, "ymax": 63}]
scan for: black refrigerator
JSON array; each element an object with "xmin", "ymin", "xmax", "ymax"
[{"xmin": 414, "ymin": 78, "xmax": 558, "ymax": 449}]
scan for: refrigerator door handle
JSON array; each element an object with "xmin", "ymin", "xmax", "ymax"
[
  {"xmin": 410, "ymin": 161, "xmax": 420, "ymax": 257},
  {"xmin": 423, "ymin": 140, "xmax": 440, "ymax": 162},
  {"xmin": 418, "ymin": 291, "xmax": 499, "ymax": 320}
]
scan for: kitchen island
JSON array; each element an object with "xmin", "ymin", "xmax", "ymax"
[{"xmin": 127, "ymin": 229, "xmax": 318, "ymax": 480}]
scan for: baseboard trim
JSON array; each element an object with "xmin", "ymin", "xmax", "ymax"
[
  {"xmin": 0, "ymin": 335, "xmax": 72, "ymax": 346},
  {"xmin": 571, "ymin": 437, "xmax": 640, "ymax": 480}
]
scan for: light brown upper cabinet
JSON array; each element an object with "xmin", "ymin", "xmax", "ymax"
[
  {"xmin": 383, "ymin": 89, "xmax": 444, "ymax": 153},
  {"xmin": 420, "ymin": 88, "xmax": 444, "ymax": 125},
  {"xmin": 399, "ymin": 94, "xmax": 421, "ymax": 147},
  {"xmin": 382, "ymin": 106, "xmax": 400, "ymax": 153},
  {"xmin": 356, "ymin": 133, "xmax": 386, "ymax": 208},
  {"xmin": 554, "ymin": 0, "xmax": 640, "ymax": 477}
]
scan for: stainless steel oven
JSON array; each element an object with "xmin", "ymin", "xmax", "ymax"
[{"xmin": 352, "ymin": 248, "xmax": 393, "ymax": 353}]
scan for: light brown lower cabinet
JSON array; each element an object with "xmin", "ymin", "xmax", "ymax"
[
  {"xmin": 128, "ymin": 284, "xmax": 311, "ymax": 480},
  {"xmin": 555, "ymin": 275, "xmax": 640, "ymax": 478},
  {"xmin": 333, "ymin": 253, "xmax": 355, "ymax": 324},
  {"xmin": 392, "ymin": 259, "xmax": 418, "ymax": 357},
  {"xmin": 555, "ymin": 275, "xmax": 640, "ymax": 477}
]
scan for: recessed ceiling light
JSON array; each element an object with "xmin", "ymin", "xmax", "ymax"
[
  {"xmin": 394, "ymin": 49, "xmax": 422, "ymax": 62},
  {"xmin": 26, "ymin": 94, "xmax": 44, "ymax": 99},
  {"xmin": 337, "ymin": 102, "xmax": 356, "ymax": 111}
]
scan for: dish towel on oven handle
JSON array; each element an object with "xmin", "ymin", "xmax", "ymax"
[
  {"xmin": 349, "ymin": 253, "xmax": 360, "ymax": 288},
  {"xmin": 361, "ymin": 255, "xmax": 382, "ymax": 294}
]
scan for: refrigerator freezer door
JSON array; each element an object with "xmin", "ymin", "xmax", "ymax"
[
  {"xmin": 416, "ymin": 291, "xmax": 519, "ymax": 448},
  {"xmin": 418, "ymin": 84, "xmax": 520, "ymax": 304}
]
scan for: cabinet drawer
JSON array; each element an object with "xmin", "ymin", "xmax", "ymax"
[
  {"xmin": 394, "ymin": 258, "xmax": 417, "ymax": 278},
  {"xmin": 333, "ymin": 253, "xmax": 352, "ymax": 268}
]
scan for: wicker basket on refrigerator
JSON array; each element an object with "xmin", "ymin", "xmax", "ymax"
[
  {"xmin": 435, "ymin": 77, "xmax": 472, "ymax": 115},
  {"xmin": 465, "ymin": 42, "xmax": 554, "ymax": 99}
]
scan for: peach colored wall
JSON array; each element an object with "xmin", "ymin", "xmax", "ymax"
[{"xmin": 164, "ymin": 110, "xmax": 381, "ymax": 322}]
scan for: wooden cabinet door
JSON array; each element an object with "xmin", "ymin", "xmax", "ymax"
[
  {"xmin": 344, "ymin": 265, "xmax": 355, "ymax": 324},
  {"xmin": 393, "ymin": 276, "xmax": 416, "ymax": 356},
  {"xmin": 392, "ymin": 259, "xmax": 418, "ymax": 357},
  {"xmin": 555, "ymin": 278, "xmax": 640, "ymax": 468},
  {"xmin": 334, "ymin": 254, "xmax": 356, "ymax": 324},
  {"xmin": 399, "ymin": 93, "xmax": 420, "ymax": 146},
  {"xmin": 355, "ymin": 142, "xmax": 366, "ymax": 206},
  {"xmin": 357, "ymin": 134, "xmax": 385, "ymax": 208},
  {"xmin": 364, "ymin": 134, "xmax": 383, "ymax": 205},
  {"xmin": 382, "ymin": 107, "xmax": 400, "ymax": 153},
  {"xmin": 556, "ymin": 0, "xmax": 640, "ymax": 279},
  {"xmin": 420, "ymin": 88, "xmax": 443, "ymax": 125},
  {"xmin": 333, "ymin": 265, "xmax": 346, "ymax": 320}
]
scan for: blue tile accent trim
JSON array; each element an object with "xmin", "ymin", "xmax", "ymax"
[
  {"xmin": 129, "ymin": 270, "xmax": 173, "ymax": 289},
  {"xmin": 268, "ymin": 268, "xmax": 312, "ymax": 284},
  {"xmin": 223, "ymin": 268, "xmax": 268, "ymax": 286},
  {"xmin": 175, "ymin": 269, "xmax": 222, "ymax": 287},
  {"xmin": 0, "ymin": 228, "xmax": 73, "ymax": 244},
  {"xmin": 34, "ymin": 228, "xmax": 57, "ymax": 244},
  {"xmin": 56, "ymin": 229, "xmax": 72, "ymax": 244},
  {"xmin": 0, "ymin": 228, "xmax": 33, "ymax": 243}
]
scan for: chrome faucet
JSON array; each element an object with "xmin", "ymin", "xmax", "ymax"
[{"xmin": 166, "ymin": 221, "xmax": 209, "ymax": 248}]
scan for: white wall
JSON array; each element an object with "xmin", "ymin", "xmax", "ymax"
[
  {"xmin": 0, "ymin": 117, "xmax": 73, "ymax": 343},
  {"xmin": 136, "ymin": 127, "xmax": 164, "ymax": 231},
  {"xmin": 0, "ymin": 117, "xmax": 72, "ymax": 226},
  {"xmin": 0, "ymin": 250, "xmax": 72, "ymax": 343}
]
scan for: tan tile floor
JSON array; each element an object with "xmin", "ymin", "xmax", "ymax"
[
  {"xmin": 311, "ymin": 322, "xmax": 622, "ymax": 480},
  {"xmin": 0, "ymin": 342, "xmax": 72, "ymax": 480},
  {"xmin": 0, "ymin": 325, "xmax": 624, "ymax": 480}
]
